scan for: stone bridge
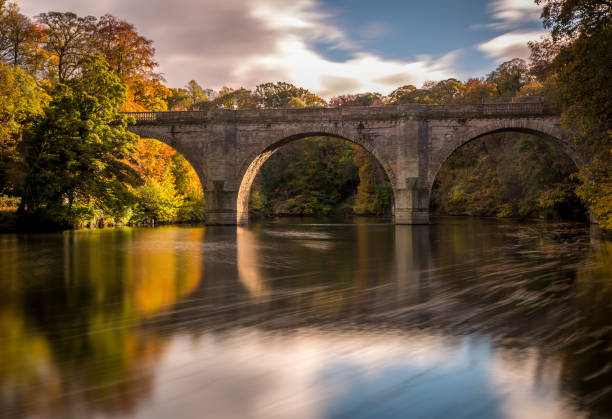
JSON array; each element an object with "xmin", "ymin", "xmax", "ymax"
[{"xmin": 125, "ymin": 102, "xmax": 576, "ymax": 225}]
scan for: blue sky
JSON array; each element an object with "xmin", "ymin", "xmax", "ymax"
[{"xmin": 17, "ymin": 0, "xmax": 547, "ymax": 98}]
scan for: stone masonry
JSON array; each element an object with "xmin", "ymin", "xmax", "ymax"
[{"xmin": 125, "ymin": 102, "xmax": 577, "ymax": 225}]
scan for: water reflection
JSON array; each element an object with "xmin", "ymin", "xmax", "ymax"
[
  {"xmin": 0, "ymin": 228, "xmax": 204, "ymax": 417},
  {"xmin": 0, "ymin": 219, "xmax": 610, "ymax": 418}
]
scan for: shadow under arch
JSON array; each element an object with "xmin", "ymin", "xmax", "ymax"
[
  {"xmin": 428, "ymin": 126, "xmax": 588, "ymax": 220},
  {"xmin": 236, "ymin": 132, "xmax": 396, "ymax": 224}
]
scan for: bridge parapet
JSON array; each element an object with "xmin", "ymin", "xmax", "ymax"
[{"xmin": 123, "ymin": 102, "xmax": 559, "ymax": 125}]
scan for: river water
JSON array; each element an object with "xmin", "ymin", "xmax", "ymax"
[{"xmin": 0, "ymin": 217, "xmax": 610, "ymax": 418}]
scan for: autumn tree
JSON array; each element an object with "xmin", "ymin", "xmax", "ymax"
[
  {"xmin": 329, "ymin": 93, "xmax": 384, "ymax": 107},
  {"xmin": 529, "ymin": 0, "xmax": 611, "ymax": 228},
  {"xmin": 254, "ymin": 82, "xmax": 326, "ymax": 108},
  {"xmin": 166, "ymin": 88, "xmax": 191, "ymax": 110},
  {"xmin": 36, "ymin": 12, "xmax": 96, "ymax": 83},
  {"xmin": 20, "ymin": 54, "xmax": 139, "ymax": 226},
  {"xmin": 93, "ymin": 14, "xmax": 156, "ymax": 79},
  {"xmin": 0, "ymin": 63, "xmax": 48, "ymax": 193},
  {"xmin": 461, "ymin": 78, "xmax": 497, "ymax": 104},
  {"xmin": 213, "ymin": 87, "xmax": 257, "ymax": 110},
  {"xmin": 0, "ymin": 2, "xmax": 41, "ymax": 68},
  {"xmin": 486, "ymin": 58, "xmax": 531, "ymax": 97}
]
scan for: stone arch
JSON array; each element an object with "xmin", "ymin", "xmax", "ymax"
[
  {"xmin": 125, "ymin": 126, "xmax": 207, "ymax": 223},
  {"xmin": 429, "ymin": 123, "xmax": 580, "ymax": 191},
  {"xmin": 236, "ymin": 132, "xmax": 398, "ymax": 224},
  {"xmin": 127, "ymin": 126, "xmax": 207, "ymax": 192},
  {"xmin": 427, "ymin": 122, "xmax": 588, "ymax": 220}
]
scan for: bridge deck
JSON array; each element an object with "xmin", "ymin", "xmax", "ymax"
[{"xmin": 123, "ymin": 102, "xmax": 559, "ymax": 125}]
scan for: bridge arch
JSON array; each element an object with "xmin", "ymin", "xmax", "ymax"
[
  {"xmin": 427, "ymin": 123, "xmax": 586, "ymax": 220},
  {"xmin": 124, "ymin": 126, "xmax": 207, "ymax": 223},
  {"xmin": 429, "ymin": 123, "xmax": 581, "ymax": 191},
  {"xmin": 236, "ymin": 132, "xmax": 397, "ymax": 224},
  {"xmin": 127, "ymin": 126, "xmax": 208, "ymax": 193}
]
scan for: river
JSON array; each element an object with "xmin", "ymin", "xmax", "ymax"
[{"xmin": 0, "ymin": 217, "xmax": 610, "ymax": 418}]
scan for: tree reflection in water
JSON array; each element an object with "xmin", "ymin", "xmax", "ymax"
[{"xmin": 0, "ymin": 219, "xmax": 610, "ymax": 418}]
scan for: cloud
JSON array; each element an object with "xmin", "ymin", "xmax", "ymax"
[
  {"xmin": 476, "ymin": 0, "xmax": 543, "ymax": 30},
  {"xmin": 490, "ymin": 0, "xmax": 542, "ymax": 25},
  {"xmin": 478, "ymin": 30, "xmax": 546, "ymax": 62},
  {"xmin": 17, "ymin": 0, "xmax": 460, "ymax": 98}
]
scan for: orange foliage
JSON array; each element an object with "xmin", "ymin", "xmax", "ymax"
[{"xmin": 131, "ymin": 138, "xmax": 176, "ymax": 181}]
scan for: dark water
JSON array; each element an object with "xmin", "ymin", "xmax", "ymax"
[{"xmin": 1, "ymin": 217, "xmax": 611, "ymax": 419}]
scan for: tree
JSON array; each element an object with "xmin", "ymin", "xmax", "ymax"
[
  {"xmin": 0, "ymin": 2, "xmax": 40, "ymax": 68},
  {"xmin": 93, "ymin": 14, "xmax": 156, "ymax": 80},
  {"xmin": 185, "ymin": 80, "xmax": 208, "ymax": 106},
  {"xmin": 536, "ymin": 0, "xmax": 611, "ymax": 39},
  {"xmin": 530, "ymin": 0, "xmax": 611, "ymax": 228},
  {"xmin": 36, "ymin": 12, "xmax": 96, "ymax": 83},
  {"xmin": 129, "ymin": 138, "xmax": 204, "ymax": 224},
  {"xmin": 20, "ymin": 54, "xmax": 140, "ymax": 226},
  {"xmin": 423, "ymin": 79, "xmax": 466, "ymax": 104},
  {"xmin": 166, "ymin": 88, "xmax": 190, "ymax": 110},
  {"xmin": 329, "ymin": 93, "xmax": 384, "ymax": 107},
  {"xmin": 253, "ymin": 82, "xmax": 326, "ymax": 108},
  {"xmin": 353, "ymin": 146, "xmax": 392, "ymax": 215},
  {"xmin": 124, "ymin": 76, "xmax": 170, "ymax": 111},
  {"xmin": 213, "ymin": 87, "xmax": 257, "ymax": 110},
  {"xmin": 0, "ymin": 63, "xmax": 48, "ymax": 193},
  {"xmin": 387, "ymin": 84, "xmax": 437, "ymax": 105},
  {"xmin": 461, "ymin": 78, "xmax": 497, "ymax": 104},
  {"xmin": 486, "ymin": 59, "xmax": 531, "ymax": 97},
  {"xmin": 388, "ymin": 85, "xmax": 417, "ymax": 104}
]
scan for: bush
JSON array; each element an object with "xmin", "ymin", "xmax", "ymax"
[{"xmin": 131, "ymin": 180, "xmax": 183, "ymax": 225}]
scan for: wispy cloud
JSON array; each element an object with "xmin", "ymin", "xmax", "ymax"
[
  {"xmin": 18, "ymin": 0, "xmax": 460, "ymax": 98},
  {"xmin": 472, "ymin": 0, "xmax": 542, "ymax": 30},
  {"xmin": 478, "ymin": 30, "xmax": 546, "ymax": 62},
  {"xmin": 472, "ymin": 0, "xmax": 546, "ymax": 65}
]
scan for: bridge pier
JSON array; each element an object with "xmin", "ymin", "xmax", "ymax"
[
  {"xmin": 394, "ymin": 209, "xmax": 430, "ymax": 224},
  {"xmin": 205, "ymin": 182, "xmax": 242, "ymax": 225},
  {"xmin": 206, "ymin": 210, "xmax": 239, "ymax": 225},
  {"xmin": 393, "ymin": 179, "xmax": 431, "ymax": 225}
]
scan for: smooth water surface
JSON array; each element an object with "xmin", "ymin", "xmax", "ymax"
[{"xmin": 0, "ymin": 218, "xmax": 611, "ymax": 418}]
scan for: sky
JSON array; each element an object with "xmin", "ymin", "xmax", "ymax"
[{"xmin": 16, "ymin": 0, "xmax": 548, "ymax": 98}]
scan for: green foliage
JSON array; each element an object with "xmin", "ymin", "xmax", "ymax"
[
  {"xmin": 254, "ymin": 82, "xmax": 327, "ymax": 108},
  {"xmin": 20, "ymin": 54, "xmax": 140, "ymax": 227},
  {"xmin": 249, "ymin": 137, "xmax": 393, "ymax": 218},
  {"xmin": 211, "ymin": 87, "xmax": 257, "ymax": 110},
  {"xmin": 0, "ymin": 63, "xmax": 48, "ymax": 193},
  {"xmin": 129, "ymin": 138, "xmax": 204, "ymax": 224},
  {"xmin": 131, "ymin": 179, "xmax": 183, "ymax": 224},
  {"xmin": 432, "ymin": 134, "xmax": 586, "ymax": 220},
  {"xmin": 353, "ymin": 146, "xmax": 393, "ymax": 215},
  {"xmin": 251, "ymin": 137, "xmax": 360, "ymax": 216},
  {"xmin": 536, "ymin": 0, "xmax": 611, "ymax": 39},
  {"xmin": 329, "ymin": 93, "xmax": 385, "ymax": 107},
  {"xmin": 530, "ymin": 0, "xmax": 611, "ymax": 228},
  {"xmin": 486, "ymin": 58, "xmax": 531, "ymax": 96},
  {"xmin": 185, "ymin": 80, "xmax": 208, "ymax": 104}
]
